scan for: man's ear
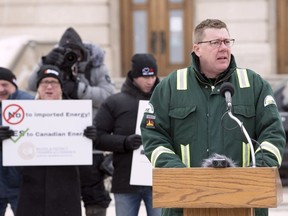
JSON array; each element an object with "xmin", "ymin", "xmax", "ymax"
[{"xmin": 193, "ymin": 44, "xmax": 201, "ymax": 57}]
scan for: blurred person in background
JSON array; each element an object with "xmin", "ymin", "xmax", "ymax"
[
  {"xmin": 95, "ymin": 54, "xmax": 161, "ymax": 216},
  {"xmin": 1, "ymin": 65, "xmax": 97, "ymax": 216},
  {"xmin": 27, "ymin": 27, "xmax": 114, "ymax": 216},
  {"xmin": 0, "ymin": 67, "xmax": 33, "ymax": 216}
]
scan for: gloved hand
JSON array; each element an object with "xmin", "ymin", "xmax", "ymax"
[
  {"xmin": 62, "ymin": 79, "xmax": 79, "ymax": 99},
  {"xmin": 0, "ymin": 126, "xmax": 15, "ymax": 141},
  {"xmin": 124, "ymin": 134, "xmax": 142, "ymax": 151},
  {"xmin": 84, "ymin": 125, "xmax": 97, "ymax": 141},
  {"xmin": 42, "ymin": 47, "xmax": 66, "ymax": 67}
]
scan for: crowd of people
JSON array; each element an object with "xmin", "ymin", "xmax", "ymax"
[{"xmin": 0, "ymin": 18, "xmax": 287, "ymax": 216}]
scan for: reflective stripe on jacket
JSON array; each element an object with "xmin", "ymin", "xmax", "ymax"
[{"xmin": 141, "ymin": 54, "xmax": 286, "ymax": 169}]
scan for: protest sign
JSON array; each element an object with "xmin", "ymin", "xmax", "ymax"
[
  {"xmin": 130, "ymin": 100, "xmax": 153, "ymax": 186},
  {"xmin": 2, "ymin": 100, "xmax": 92, "ymax": 166}
]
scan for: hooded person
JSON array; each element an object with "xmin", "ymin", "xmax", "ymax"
[
  {"xmin": 40, "ymin": 27, "xmax": 86, "ymax": 98},
  {"xmin": 27, "ymin": 28, "xmax": 114, "ymax": 216},
  {"xmin": 58, "ymin": 27, "xmax": 87, "ymax": 60},
  {"xmin": 42, "ymin": 27, "xmax": 86, "ymax": 70}
]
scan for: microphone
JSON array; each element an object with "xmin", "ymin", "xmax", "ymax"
[
  {"xmin": 219, "ymin": 82, "xmax": 256, "ymax": 167},
  {"xmin": 220, "ymin": 82, "xmax": 234, "ymax": 110}
]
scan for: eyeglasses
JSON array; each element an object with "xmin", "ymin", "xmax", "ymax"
[
  {"xmin": 197, "ymin": 39, "xmax": 235, "ymax": 48},
  {"xmin": 39, "ymin": 80, "xmax": 60, "ymax": 88}
]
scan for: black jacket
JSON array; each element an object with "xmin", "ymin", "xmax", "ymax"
[
  {"xmin": 16, "ymin": 99, "xmax": 82, "ymax": 216},
  {"xmin": 95, "ymin": 72, "xmax": 159, "ymax": 193},
  {"xmin": 16, "ymin": 166, "xmax": 81, "ymax": 216}
]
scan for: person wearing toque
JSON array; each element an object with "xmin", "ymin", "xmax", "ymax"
[
  {"xmin": 27, "ymin": 27, "xmax": 113, "ymax": 216},
  {"xmin": 1, "ymin": 65, "xmax": 97, "ymax": 216},
  {"xmin": 95, "ymin": 53, "xmax": 162, "ymax": 216},
  {"xmin": 0, "ymin": 67, "xmax": 33, "ymax": 102},
  {"xmin": 0, "ymin": 67, "xmax": 33, "ymax": 216}
]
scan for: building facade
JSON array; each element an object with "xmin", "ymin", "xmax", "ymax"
[{"xmin": 0, "ymin": 0, "xmax": 287, "ymax": 89}]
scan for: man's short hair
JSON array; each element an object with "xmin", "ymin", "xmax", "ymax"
[{"xmin": 194, "ymin": 19, "xmax": 229, "ymax": 43}]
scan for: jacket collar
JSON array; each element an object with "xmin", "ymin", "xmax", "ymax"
[{"xmin": 191, "ymin": 52, "xmax": 237, "ymax": 86}]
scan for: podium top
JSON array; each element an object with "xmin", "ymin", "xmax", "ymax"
[{"xmin": 152, "ymin": 167, "xmax": 283, "ymax": 208}]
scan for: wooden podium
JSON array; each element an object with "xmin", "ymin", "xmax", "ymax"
[{"xmin": 152, "ymin": 167, "xmax": 283, "ymax": 216}]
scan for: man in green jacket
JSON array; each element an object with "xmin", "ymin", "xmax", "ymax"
[{"xmin": 140, "ymin": 19, "xmax": 286, "ymax": 216}]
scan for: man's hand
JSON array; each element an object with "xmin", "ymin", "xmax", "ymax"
[
  {"xmin": 0, "ymin": 126, "xmax": 14, "ymax": 141},
  {"xmin": 84, "ymin": 126, "xmax": 97, "ymax": 141},
  {"xmin": 42, "ymin": 47, "xmax": 66, "ymax": 67},
  {"xmin": 124, "ymin": 134, "xmax": 142, "ymax": 151}
]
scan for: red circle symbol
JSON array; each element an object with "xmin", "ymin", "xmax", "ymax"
[{"xmin": 3, "ymin": 104, "xmax": 25, "ymax": 125}]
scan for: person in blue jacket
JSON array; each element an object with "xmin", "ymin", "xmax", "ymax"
[{"xmin": 0, "ymin": 67, "xmax": 34, "ymax": 216}]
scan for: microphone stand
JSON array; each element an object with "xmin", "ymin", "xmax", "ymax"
[{"xmin": 227, "ymin": 106, "xmax": 256, "ymax": 168}]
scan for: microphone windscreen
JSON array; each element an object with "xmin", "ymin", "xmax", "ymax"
[
  {"xmin": 220, "ymin": 82, "xmax": 235, "ymax": 97},
  {"xmin": 201, "ymin": 153, "xmax": 237, "ymax": 168}
]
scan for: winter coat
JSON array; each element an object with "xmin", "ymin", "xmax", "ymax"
[
  {"xmin": 0, "ymin": 89, "xmax": 33, "ymax": 199},
  {"xmin": 140, "ymin": 53, "xmax": 286, "ymax": 216},
  {"xmin": 16, "ymin": 166, "xmax": 81, "ymax": 216},
  {"xmin": 95, "ymin": 73, "xmax": 160, "ymax": 193},
  {"xmin": 27, "ymin": 43, "xmax": 115, "ymax": 119},
  {"xmin": 16, "ymin": 98, "xmax": 82, "ymax": 216},
  {"xmin": 24, "ymin": 30, "xmax": 113, "ymax": 211},
  {"xmin": 77, "ymin": 43, "xmax": 115, "ymax": 118}
]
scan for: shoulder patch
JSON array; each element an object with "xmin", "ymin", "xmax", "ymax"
[
  {"xmin": 144, "ymin": 102, "xmax": 154, "ymax": 114},
  {"xmin": 264, "ymin": 95, "xmax": 276, "ymax": 107},
  {"xmin": 145, "ymin": 114, "xmax": 155, "ymax": 129}
]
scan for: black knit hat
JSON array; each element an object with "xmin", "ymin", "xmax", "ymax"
[
  {"xmin": 36, "ymin": 65, "xmax": 63, "ymax": 88},
  {"xmin": 0, "ymin": 67, "xmax": 18, "ymax": 88},
  {"xmin": 130, "ymin": 54, "xmax": 158, "ymax": 78},
  {"xmin": 59, "ymin": 27, "xmax": 86, "ymax": 59}
]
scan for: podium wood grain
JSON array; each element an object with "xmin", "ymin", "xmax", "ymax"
[
  {"xmin": 184, "ymin": 208, "xmax": 253, "ymax": 216},
  {"xmin": 153, "ymin": 167, "xmax": 283, "ymax": 210}
]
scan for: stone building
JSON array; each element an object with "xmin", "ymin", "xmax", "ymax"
[{"xmin": 0, "ymin": 0, "xmax": 288, "ymax": 89}]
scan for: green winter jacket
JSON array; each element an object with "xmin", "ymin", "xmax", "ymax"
[{"xmin": 140, "ymin": 53, "xmax": 286, "ymax": 216}]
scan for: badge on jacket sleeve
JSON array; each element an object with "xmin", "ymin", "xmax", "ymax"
[
  {"xmin": 264, "ymin": 95, "xmax": 277, "ymax": 107},
  {"xmin": 144, "ymin": 102, "xmax": 154, "ymax": 114},
  {"xmin": 145, "ymin": 114, "xmax": 155, "ymax": 129}
]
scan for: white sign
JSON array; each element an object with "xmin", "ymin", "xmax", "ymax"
[
  {"xmin": 2, "ymin": 100, "xmax": 93, "ymax": 166},
  {"xmin": 130, "ymin": 100, "xmax": 153, "ymax": 186}
]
